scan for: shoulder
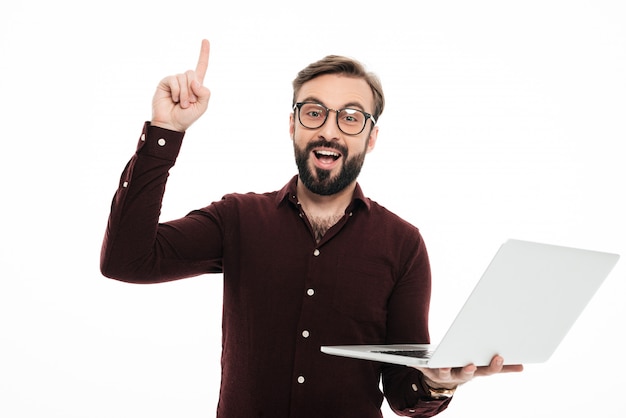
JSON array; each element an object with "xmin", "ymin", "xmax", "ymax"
[
  {"xmin": 356, "ymin": 198, "xmax": 428, "ymax": 259},
  {"xmin": 220, "ymin": 189, "xmax": 282, "ymax": 209},
  {"xmin": 365, "ymin": 198, "xmax": 422, "ymax": 236},
  {"xmin": 194, "ymin": 189, "xmax": 280, "ymax": 216},
  {"xmin": 218, "ymin": 176, "xmax": 296, "ymax": 209},
  {"xmin": 354, "ymin": 184, "xmax": 421, "ymax": 237}
]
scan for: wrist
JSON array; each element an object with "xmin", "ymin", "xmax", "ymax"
[
  {"xmin": 150, "ymin": 120, "xmax": 183, "ymax": 132},
  {"xmin": 421, "ymin": 376, "xmax": 457, "ymax": 399}
]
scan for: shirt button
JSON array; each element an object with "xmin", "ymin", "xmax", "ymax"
[
  {"xmin": 302, "ymin": 330, "xmax": 310, "ymax": 338},
  {"xmin": 297, "ymin": 376, "xmax": 305, "ymax": 384},
  {"xmin": 157, "ymin": 138, "xmax": 166, "ymax": 146},
  {"xmin": 306, "ymin": 288, "xmax": 315, "ymax": 296},
  {"xmin": 313, "ymin": 249, "xmax": 320, "ymax": 256},
  {"xmin": 412, "ymin": 384, "xmax": 419, "ymax": 392},
  {"xmin": 140, "ymin": 133, "xmax": 146, "ymax": 141},
  {"xmin": 122, "ymin": 181, "xmax": 128, "ymax": 188}
]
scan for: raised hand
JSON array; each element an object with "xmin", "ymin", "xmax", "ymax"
[{"xmin": 151, "ymin": 39, "xmax": 211, "ymax": 132}]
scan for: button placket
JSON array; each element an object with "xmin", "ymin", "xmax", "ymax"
[
  {"xmin": 305, "ymin": 245, "xmax": 321, "ymax": 337},
  {"xmin": 294, "ymin": 240, "xmax": 325, "ymax": 395},
  {"xmin": 303, "ymin": 287, "xmax": 314, "ymax": 338}
]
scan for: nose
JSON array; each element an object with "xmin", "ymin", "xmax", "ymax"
[{"xmin": 318, "ymin": 110, "xmax": 342, "ymax": 140}]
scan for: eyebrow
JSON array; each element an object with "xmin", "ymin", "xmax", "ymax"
[{"xmin": 300, "ymin": 96, "xmax": 367, "ymax": 112}]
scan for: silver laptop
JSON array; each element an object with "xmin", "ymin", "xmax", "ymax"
[{"xmin": 321, "ymin": 239, "xmax": 619, "ymax": 368}]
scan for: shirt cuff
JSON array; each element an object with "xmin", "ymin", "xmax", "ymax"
[
  {"xmin": 413, "ymin": 371, "xmax": 456, "ymax": 400},
  {"xmin": 400, "ymin": 371, "xmax": 453, "ymax": 415},
  {"xmin": 136, "ymin": 121, "xmax": 185, "ymax": 161}
]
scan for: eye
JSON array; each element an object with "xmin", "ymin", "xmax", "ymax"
[
  {"xmin": 301, "ymin": 103, "xmax": 326, "ymax": 120},
  {"xmin": 340, "ymin": 109, "xmax": 364, "ymax": 125},
  {"xmin": 307, "ymin": 110, "xmax": 323, "ymax": 118}
]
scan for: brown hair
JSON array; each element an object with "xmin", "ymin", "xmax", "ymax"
[{"xmin": 292, "ymin": 55, "xmax": 385, "ymax": 121}]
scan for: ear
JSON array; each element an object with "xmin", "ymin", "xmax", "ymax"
[
  {"xmin": 289, "ymin": 112, "xmax": 296, "ymax": 138},
  {"xmin": 366, "ymin": 125, "xmax": 379, "ymax": 153}
]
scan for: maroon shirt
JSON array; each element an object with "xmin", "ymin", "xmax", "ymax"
[{"xmin": 101, "ymin": 122, "xmax": 451, "ymax": 417}]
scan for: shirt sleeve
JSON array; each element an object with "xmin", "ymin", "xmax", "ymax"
[
  {"xmin": 100, "ymin": 122, "xmax": 224, "ymax": 283},
  {"xmin": 381, "ymin": 230, "xmax": 452, "ymax": 416},
  {"xmin": 382, "ymin": 365, "xmax": 452, "ymax": 417}
]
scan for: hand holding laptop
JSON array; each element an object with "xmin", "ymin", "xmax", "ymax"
[{"xmin": 415, "ymin": 354, "xmax": 524, "ymax": 392}]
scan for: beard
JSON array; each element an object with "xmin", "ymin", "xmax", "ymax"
[{"xmin": 293, "ymin": 138, "xmax": 368, "ymax": 196}]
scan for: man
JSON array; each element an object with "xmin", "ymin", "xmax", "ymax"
[{"xmin": 100, "ymin": 39, "xmax": 522, "ymax": 417}]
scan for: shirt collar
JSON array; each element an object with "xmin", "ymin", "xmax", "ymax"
[{"xmin": 276, "ymin": 175, "xmax": 371, "ymax": 211}]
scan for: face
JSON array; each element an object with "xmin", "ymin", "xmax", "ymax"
[{"xmin": 290, "ymin": 74, "xmax": 379, "ymax": 196}]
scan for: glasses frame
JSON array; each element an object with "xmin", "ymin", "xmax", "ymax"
[{"xmin": 293, "ymin": 102, "xmax": 377, "ymax": 136}]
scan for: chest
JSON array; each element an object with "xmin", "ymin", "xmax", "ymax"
[
  {"xmin": 221, "ymin": 207, "xmax": 399, "ymax": 323},
  {"xmin": 306, "ymin": 212, "xmax": 345, "ymax": 243}
]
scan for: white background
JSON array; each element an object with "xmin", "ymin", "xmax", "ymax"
[{"xmin": 1, "ymin": 1, "xmax": 624, "ymax": 417}]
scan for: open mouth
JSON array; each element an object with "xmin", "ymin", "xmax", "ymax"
[{"xmin": 314, "ymin": 150, "xmax": 341, "ymax": 164}]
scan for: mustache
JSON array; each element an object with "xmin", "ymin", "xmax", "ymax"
[{"xmin": 305, "ymin": 139, "xmax": 348, "ymax": 156}]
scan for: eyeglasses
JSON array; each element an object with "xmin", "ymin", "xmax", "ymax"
[{"xmin": 293, "ymin": 102, "xmax": 377, "ymax": 136}]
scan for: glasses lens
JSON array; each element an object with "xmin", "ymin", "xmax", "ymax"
[
  {"xmin": 299, "ymin": 103, "xmax": 327, "ymax": 129},
  {"xmin": 338, "ymin": 108, "xmax": 366, "ymax": 135}
]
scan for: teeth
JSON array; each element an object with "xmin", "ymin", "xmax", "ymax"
[{"xmin": 316, "ymin": 150, "xmax": 340, "ymax": 157}]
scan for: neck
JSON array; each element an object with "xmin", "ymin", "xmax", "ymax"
[
  {"xmin": 296, "ymin": 178, "xmax": 356, "ymax": 243},
  {"xmin": 296, "ymin": 177, "xmax": 356, "ymax": 216}
]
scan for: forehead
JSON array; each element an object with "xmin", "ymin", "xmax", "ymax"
[{"xmin": 296, "ymin": 74, "xmax": 374, "ymax": 111}]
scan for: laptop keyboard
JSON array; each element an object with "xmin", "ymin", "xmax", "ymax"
[{"xmin": 373, "ymin": 350, "xmax": 433, "ymax": 359}]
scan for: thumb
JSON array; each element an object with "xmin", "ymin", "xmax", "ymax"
[{"xmin": 191, "ymin": 79, "xmax": 211, "ymax": 104}]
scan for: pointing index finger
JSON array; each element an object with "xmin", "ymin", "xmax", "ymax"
[{"xmin": 195, "ymin": 39, "xmax": 210, "ymax": 85}]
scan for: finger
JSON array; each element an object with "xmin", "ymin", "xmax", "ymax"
[
  {"xmin": 446, "ymin": 364, "xmax": 475, "ymax": 384},
  {"xmin": 191, "ymin": 79, "xmax": 211, "ymax": 104},
  {"xmin": 195, "ymin": 39, "xmax": 210, "ymax": 85},
  {"xmin": 501, "ymin": 364, "xmax": 524, "ymax": 373},
  {"xmin": 166, "ymin": 75, "xmax": 181, "ymax": 104},
  {"xmin": 185, "ymin": 70, "xmax": 198, "ymax": 103},
  {"xmin": 461, "ymin": 364, "xmax": 477, "ymax": 376},
  {"xmin": 489, "ymin": 355, "xmax": 504, "ymax": 373},
  {"xmin": 176, "ymin": 73, "xmax": 190, "ymax": 108},
  {"xmin": 435, "ymin": 368, "xmax": 452, "ymax": 381},
  {"xmin": 473, "ymin": 356, "xmax": 503, "ymax": 377}
]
